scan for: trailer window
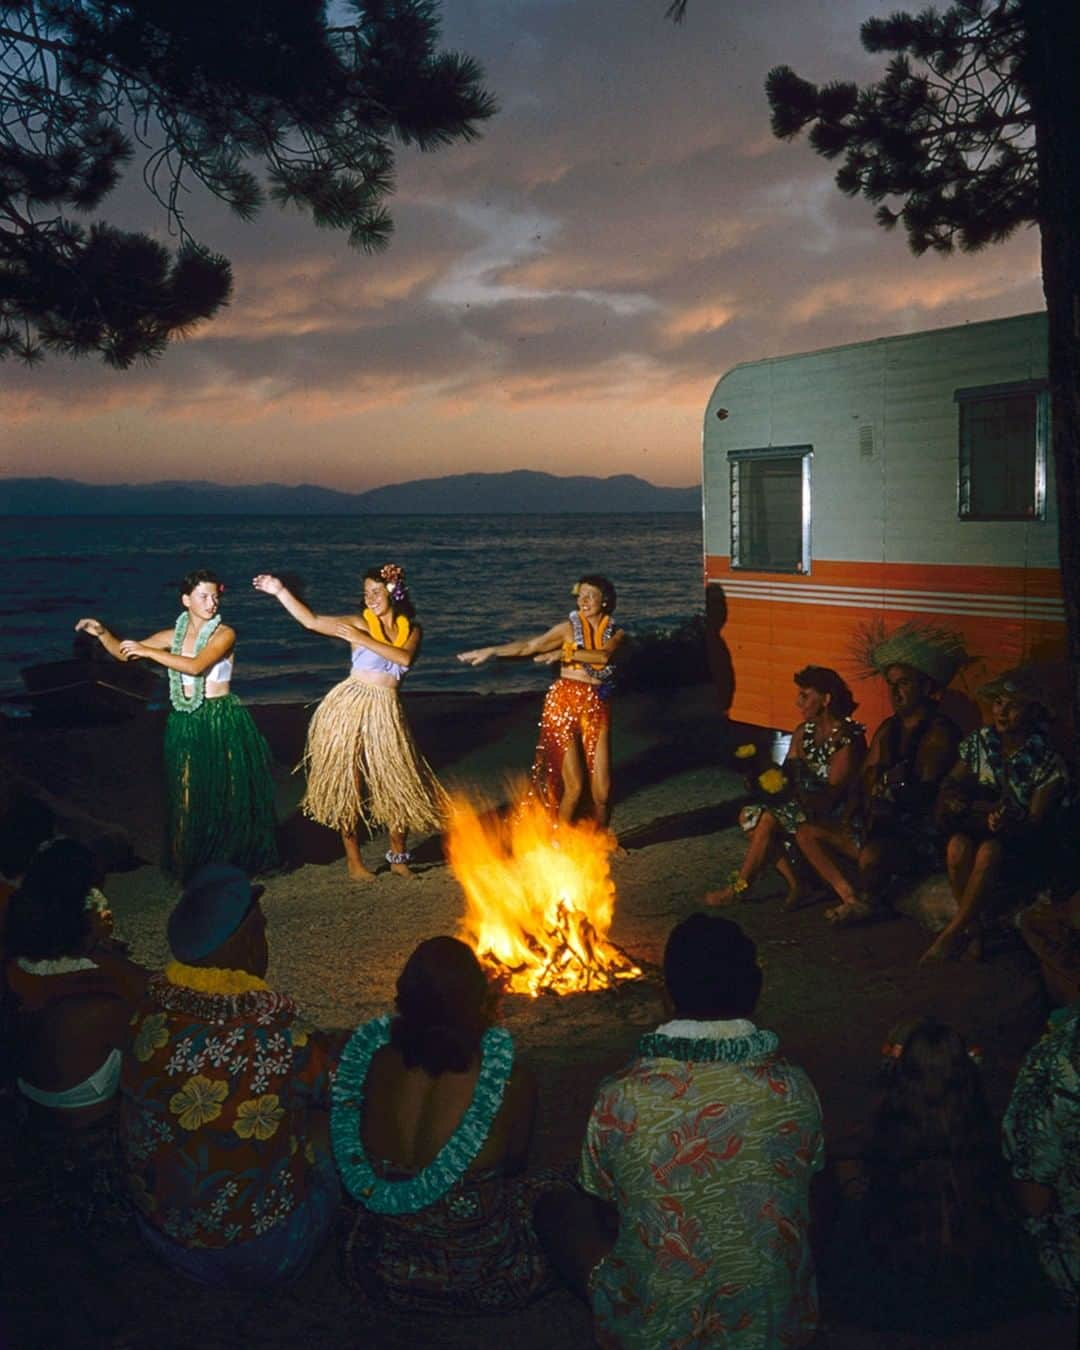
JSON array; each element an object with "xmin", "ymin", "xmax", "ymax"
[
  {"xmin": 956, "ymin": 382, "xmax": 1048, "ymax": 521},
  {"xmin": 728, "ymin": 446, "xmax": 811, "ymax": 573}
]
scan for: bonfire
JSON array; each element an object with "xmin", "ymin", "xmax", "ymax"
[{"xmin": 446, "ymin": 790, "xmax": 642, "ymax": 998}]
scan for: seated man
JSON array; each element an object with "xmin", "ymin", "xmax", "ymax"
[
  {"xmin": 536, "ymin": 913, "xmax": 824, "ymax": 1349},
  {"xmin": 796, "ymin": 623, "xmax": 965, "ymax": 925},
  {"xmin": 121, "ymin": 864, "xmax": 339, "ymax": 1287}
]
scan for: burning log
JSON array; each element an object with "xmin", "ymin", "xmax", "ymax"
[{"xmin": 446, "ymin": 791, "xmax": 642, "ymax": 998}]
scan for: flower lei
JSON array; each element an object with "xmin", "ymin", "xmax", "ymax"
[
  {"xmin": 331, "ymin": 1014, "xmax": 514, "ymax": 1215},
  {"xmin": 168, "ymin": 612, "xmax": 221, "ymax": 713},
  {"xmin": 639, "ymin": 1025, "xmax": 779, "ymax": 1064},
  {"xmin": 164, "ymin": 960, "xmax": 270, "ymax": 996},
  {"xmin": 362, "ymin": 609, "xmax": 410, "ymax": 647}
]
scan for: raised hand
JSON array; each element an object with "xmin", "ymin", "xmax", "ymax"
[
  {"xmin": 75, "ymin": 617, "xmax": 105, "ymax": 637},
  {"xmin": 457, "ymin": 648, "xmax": 493, "ymax": 665},
  {"xmin": 252, "ymin": 574, "xmax": 283, "ymax": 596}
]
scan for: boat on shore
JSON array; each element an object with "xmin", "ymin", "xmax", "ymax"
[{"xmin": 9, "ymin": 655, "xmax": 162, "ymax": 724}]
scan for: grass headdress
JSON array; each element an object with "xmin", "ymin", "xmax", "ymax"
[{"xmin": 852, "ymin": 619, "xmax": 970, "ymax": 690}]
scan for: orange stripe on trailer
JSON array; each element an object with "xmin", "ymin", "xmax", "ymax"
[{"xmin": 706, "ymin": 555, "xmax": 1064, "ymax": 730}]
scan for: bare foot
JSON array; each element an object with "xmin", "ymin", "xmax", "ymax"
[
  {"xmin": 826, "ymin": 898, "xmax": 874, "ymax": 927},
  {"xmin": 704, "ymin": 887, "xmax": 739, "ymax": 907},
  {"xmin": 919, "ymin": 931, "xmax": 960, "ymax": 964},
  {"xmin": 346, "ymin": 859, "xmax": 378, "ymax": 883},
  {"xmin": 389, "ymin": 861, "xmax": 418, "ymax": 880}
]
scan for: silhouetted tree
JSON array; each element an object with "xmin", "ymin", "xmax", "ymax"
[
  {"xmin": 761, "ymin": 0, "xmax": 1080, "ymax": 761},
  {"xmin": 0, "ymin": 1, "xmax": 495, "ymax": 367}
]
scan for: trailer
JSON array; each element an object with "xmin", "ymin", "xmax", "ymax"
[{"xmin": 702, "ymin": 311, "xmax": 1065, "ymax": 731}]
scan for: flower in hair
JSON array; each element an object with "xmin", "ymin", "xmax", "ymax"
[{"xmin": 379, "ymin": 563, "xmax": 407, "ymax": 603}]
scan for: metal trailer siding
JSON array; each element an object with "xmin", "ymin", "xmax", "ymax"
[{"xmin": 703, "ymin": 312, "xmax": 1063, "ymax": 730}]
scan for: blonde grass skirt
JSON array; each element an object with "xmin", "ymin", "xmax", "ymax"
[{"xmin": 301, "ymin": 678, "xmax": 447, "ymax": 837}]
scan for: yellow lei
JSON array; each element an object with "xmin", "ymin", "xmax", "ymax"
[
  {"xmin": 164, "ymin": 961, "xmax": 270, "ymax": 995},
  {"xmin": 362, "ymin": 609, "xmax": 410, "ymax": 647}
]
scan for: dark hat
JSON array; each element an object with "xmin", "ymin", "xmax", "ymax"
[
  {"xmin": 977, "ymin": 665, "xmax": 1050, "ymax": 707},
  {"xmin": 167, "ymin": 864, "xmax": 264, "ymax": 964}
]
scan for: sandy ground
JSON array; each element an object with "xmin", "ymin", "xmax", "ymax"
[{"xmin": 1, "ymin": 687, "xmax": 1074, "ymax": 1348}]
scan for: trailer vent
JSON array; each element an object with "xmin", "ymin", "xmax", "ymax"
[{"xmin": 858, "ymin": 424, "xmax": 874, "ymax": 459}]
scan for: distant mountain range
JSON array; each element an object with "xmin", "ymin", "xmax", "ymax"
[{"xmin": 0, "ymin": 472, "xmax": 700, "ymax": 515}]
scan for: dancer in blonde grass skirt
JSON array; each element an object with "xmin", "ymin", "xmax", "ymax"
[
  {"xmin": 457, "ymin": 575, "xmax": 623, "ymax": 827},
  {"xmin": 253, "ymin": 565, "xmax": 446, "ymax": 882},
  {"xmin": 76, "ymin": 569, "xmax": 278, "ymax": 878}
]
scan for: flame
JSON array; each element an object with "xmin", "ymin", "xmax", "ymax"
[{"xmin": 447, "ymin": 790, "xmax": 642, "ymax": 998}]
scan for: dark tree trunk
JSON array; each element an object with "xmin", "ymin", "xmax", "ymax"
[{"xmin": 1026, "ymin": 0, "xmax": 1080, "ymax": 773}]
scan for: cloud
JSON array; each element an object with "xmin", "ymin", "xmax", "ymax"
[{"xmin": 0, "ymin": 0, "xmax": 1047, "ymax": 489}]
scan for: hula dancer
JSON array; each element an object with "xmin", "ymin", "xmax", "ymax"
[
  {"xmin": 252, "ymin": 565, "xmax": 445, "ymax": 882},
  {"xmin": 75, "ymin": 570, "xmax": 278, "ymax": 878},
  {"xmin": 457, "ymin": 575, "xmax": 623, "ymax": 826}
]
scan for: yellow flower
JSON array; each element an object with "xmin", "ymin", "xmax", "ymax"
[
  {"xmin": 233, "ymin": 1094, "xmax": 285, "ymax": 1141},
  {"xmin": 133, "ymin": 1012, "xmax": 170, "ymax": 1063},
  {"xmin": 734, "ymin": 743, "xmax": 757, "ymax": 760},
  {"xmin": 289, "ymin": 1019, "xmax": 313, "ymax": 1049},
  {"xmin": 758, "ymin": 767, "xmax": 787, "ymax": 795},
  {"xmin": 169, "ymin": 1074, "xmax": 229, "ymax": 1131}
]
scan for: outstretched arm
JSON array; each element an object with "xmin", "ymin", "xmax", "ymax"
[
  {"xmin": 252, "ymin": 574, "xmax": 356, "ymax": 642},
  {"xmin": 458, "ymin": 621, "xmax": 570, "ymax": 666},
  {"xmin": 75, "ymin": 618, "xmax": 171, "ymax": 662},
  {"xmin": 120, "ymin": 624, "xmax": 235, "ymax": 675},
  {"xmin": 540, "ymin": 629, "xmax": 623, "ymax": 666}
]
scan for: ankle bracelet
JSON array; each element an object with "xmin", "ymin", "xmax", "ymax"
[{"xmin": 386, "ymin": 849, "xmax": 411, "ymax": 865}]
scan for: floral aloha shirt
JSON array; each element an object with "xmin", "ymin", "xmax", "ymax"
[
  {"xmin": 121, "ymin": 967, "xmax": 332, "ymax": 1248},
  {"xmin": 1002, "ymin": 1004, "xmax": 1080, "ymax": 1305},
  {"xmin": 580, "ymin": 1019, "xmax": 824, "ymax": 1350}
]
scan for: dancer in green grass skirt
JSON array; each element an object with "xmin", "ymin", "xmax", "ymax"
[{"xmin": 75, "ymin": 569, "xmax": 278, "ymax": 878}]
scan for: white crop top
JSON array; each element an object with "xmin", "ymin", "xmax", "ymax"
[{"xmin": 181, "ymin": 653, "xmax": 233, "ymax": 695}]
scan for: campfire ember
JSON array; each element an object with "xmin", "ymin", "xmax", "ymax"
[{"xmin": 447, "ymin": 791, "xmax": 642, "ymax": 998}]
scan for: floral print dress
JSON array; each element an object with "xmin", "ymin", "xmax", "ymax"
[
  {"xmin": 771, "ymin": 717, "xmax": 865, "ymax": 834},
  {"xmin": 1003, "ymin": 1005, "xmax": 1080, "ymax": 1305}
]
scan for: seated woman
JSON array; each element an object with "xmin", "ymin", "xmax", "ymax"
[
  {"xmin": 331, "ymin": 936, "xmax": 562, "ymax": 1313},
  {"xmin": 706, "ymin": 666, "xmax": 865, "ymax": 910},
  {"xmin": 923, "ymin": 667, "xmax": 1068, "ymax": 963},
  {"xmin": 820, "ymin": 1017, "xmax": 1047, "ymax": 1335},
  {"xmin": 4, "ymin": 839, "xmax": 147, "ymax": 1223}
]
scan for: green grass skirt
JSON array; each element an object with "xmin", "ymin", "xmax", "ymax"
[{"xmin": 162, "ymin": 694, "xmax": 279, "ymax": 878}]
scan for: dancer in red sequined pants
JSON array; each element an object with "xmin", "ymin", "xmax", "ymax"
[{"xmin": 457, "ymin": 576, "xmax": 623, "ymax": 826}]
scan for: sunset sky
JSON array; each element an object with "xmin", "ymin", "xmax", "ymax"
[{"xmin": 0, "ymin": 0, "xmax": 1044, "ymax": 492}]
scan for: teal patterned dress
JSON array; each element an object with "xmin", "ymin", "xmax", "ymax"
[{"xmin": 1003, "ymin": 1005, "xmax": 1080, "ymax": 1305}]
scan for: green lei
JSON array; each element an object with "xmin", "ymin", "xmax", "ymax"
[
  {"xmin": 330, "ymin": 1014, "xmax": 514, "ymax": 1215},
  {"xmin": 638, "ymin": 1026, "xmax": 779, "ymax": 1064},
  {"xmin": 168, "ymin": 612, "xmax": 221, "ymax": 714}
]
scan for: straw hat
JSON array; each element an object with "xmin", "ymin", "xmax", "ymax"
[{"xmin": 852, "ymin": 619, "xmax": 970, "ymax": 690}]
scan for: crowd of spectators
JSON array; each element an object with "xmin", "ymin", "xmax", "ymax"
[{"xmin": 1, "ymin": 619, "xmax": 1076, "ymax": 1349}]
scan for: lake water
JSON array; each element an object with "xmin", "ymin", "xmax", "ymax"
[{"xmin": 0, "ymin": 514, "xmax": 704, "ymax": 704}]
